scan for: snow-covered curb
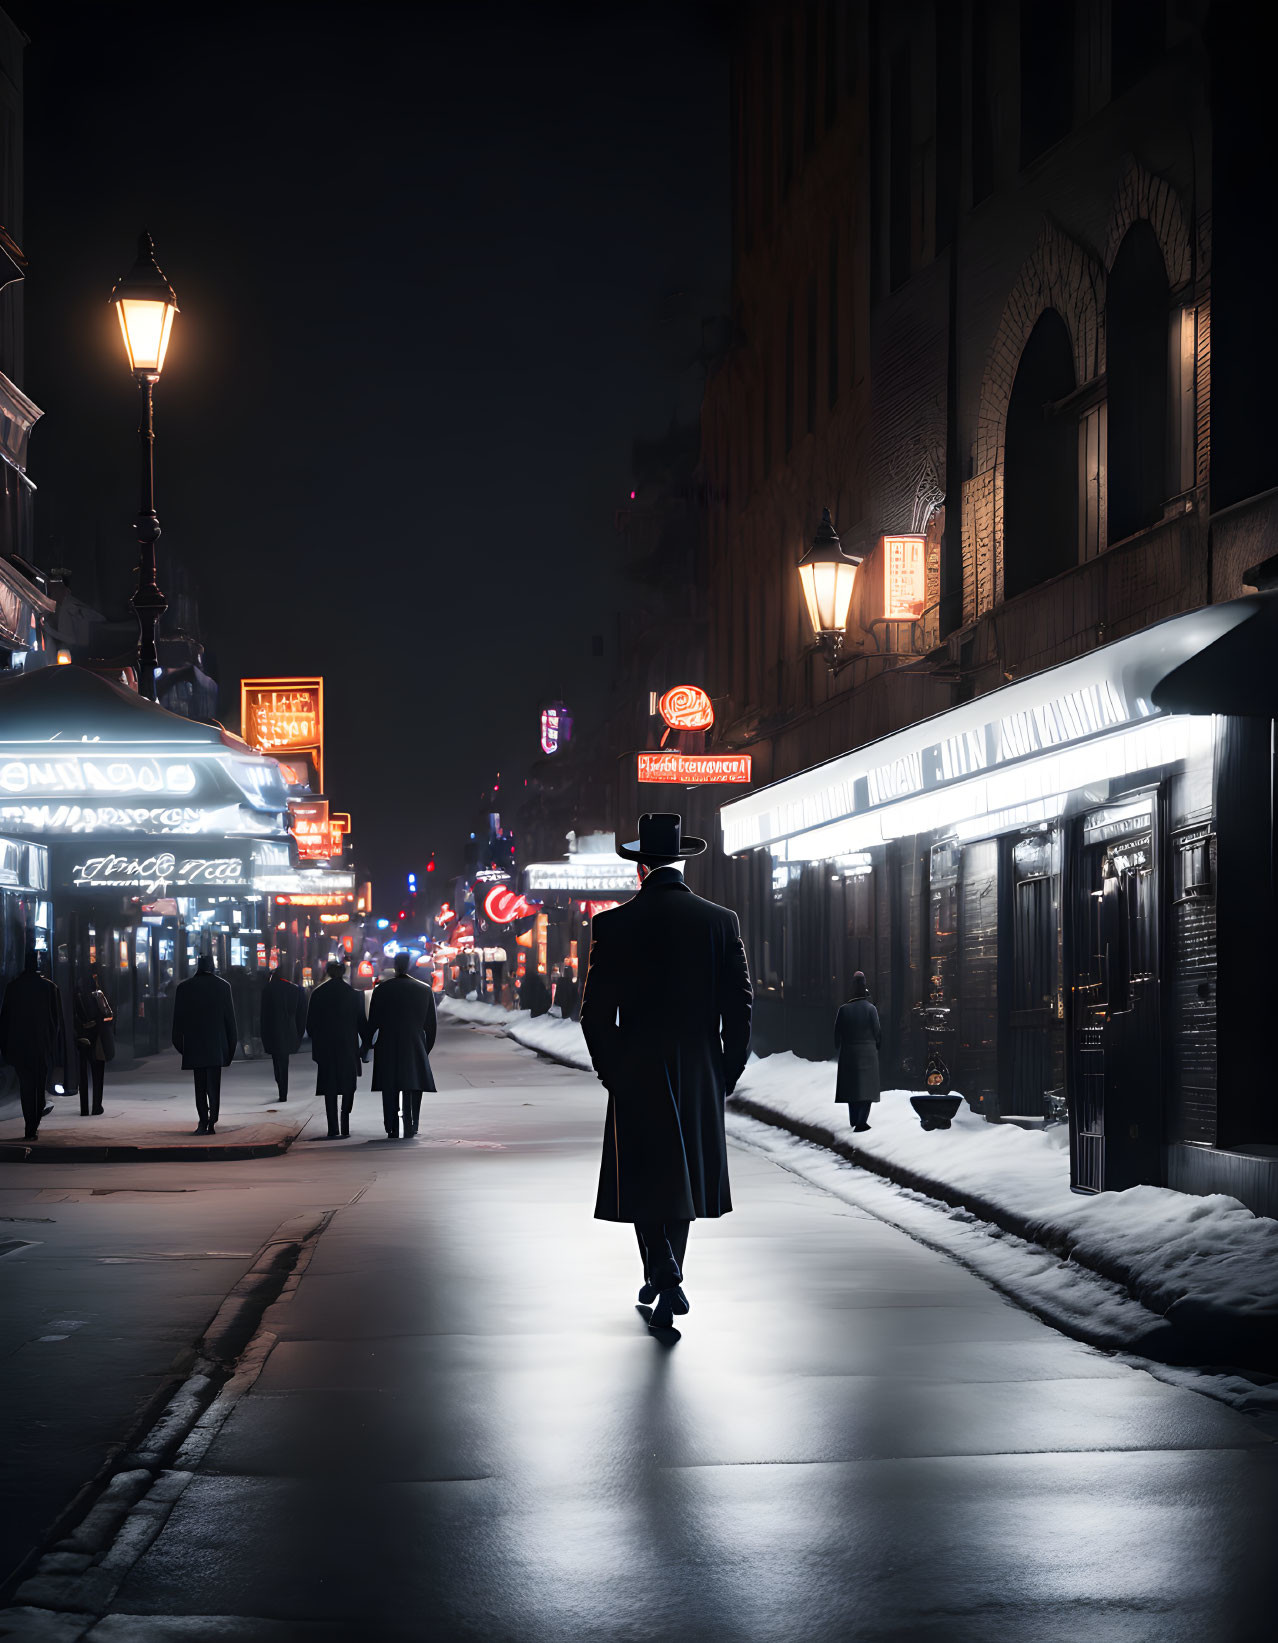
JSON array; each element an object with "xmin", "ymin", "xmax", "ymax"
[{"xmin": 438, "ymin": 996, "xmax": 1278, "ymax": 1370}]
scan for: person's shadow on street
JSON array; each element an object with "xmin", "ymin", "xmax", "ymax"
[{"xmin": 636, "ymin": 1304, "xmax": 680, "ymax": 1345}]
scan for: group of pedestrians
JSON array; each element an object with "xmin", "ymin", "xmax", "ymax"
[
  {"xmin": 170, "ymin": 949, "xmax": 437, "ymax": 1140},
  {"xmin": 0, "ymin": 953, "xmax": 116, "ymax": 1140}
]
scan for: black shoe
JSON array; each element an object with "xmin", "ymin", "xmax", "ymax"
[
  {"xmin": 340, "ymin": 1115, "xmax": 350, "ymax": 1138},
  {"xmin": 279, "ymin": 1094, "xmax": 288, "ymax": 1102},
  {"xmin": 386, "ymin": 1125, "xmax": 399, "ymax": 1139},
  {"xmin": 207, "ymin": 1123, "xmax": 217, "ymax": 1135},
  {"xmin": 41, "ymin": 1104, "xmax": 53, "ymax": 1118},
  {"xmin": 638, "ymin": 1280, "xmax": 658, "ymax": 1305},
  {"xmin": 326, "ymin": 1128, "xmax": 340, "ymax": 1139},
  {"xmin": 649, "ymin": 1293, "xmax": 676, "ymax": 1330},
  {"xmin": 194, "ymin": 1120, "xmax": 209, "ymax": 1134},
  {"xmin": 91, "ymin": 1106, "xmax": 104, "ymax": 1116},
  {"xmin": 854, "ymin": 1123, "xmax": 871, "ymax": 1133},
  {"xmin": 24, "ymin": 1129, "xmax": 38, "ymax": 1140},
  {"xmin": 668, "ymin": 1286, "xmax": 690, "ymax": 1316}
]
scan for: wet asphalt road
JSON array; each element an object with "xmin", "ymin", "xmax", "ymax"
[{"xmin": 3, "ymin": 1021, "xmax": 1277, "ymax": 1641}]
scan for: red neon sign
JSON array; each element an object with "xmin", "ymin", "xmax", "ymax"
[
  {"xmin": 658, "ymin": 685, "xmax": 714, "ymax": 731},
  {"xmin": 637, "ymin": 752, "xmax": 752, "ymax": 784},
  {"xmin": 483, "ymin": 885, "xmax": 540, "ymax": 924},
  {"xmin": 584, "ymin": 900, "xmax": 620, "ymax": 919}
]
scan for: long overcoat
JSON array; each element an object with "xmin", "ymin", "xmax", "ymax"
[
  {"xmin": 260, "ymin": 972, "xmax": 306, "ymax": 1056},
  {"xmin": 364, "ymin": 974, "xmax": 437, "ymax": 1092},
  {"xmin": 74, "ymin": 987, "xmax": 116, "ymax": 1063},
  {"xmin": 306, "ymin": 975, "xmax": 366, "ymax": 1094},
  {"xmin": 0, "ymin": 969, "xmax": 63, "ymax": 1081},
  {"xmin": 834, "ymin": 997, "xmax": 882, "ymax": 1104},
  {"xmin": 580, "ymin": 866, "xmax": 753, "ymax": 1223},
  {"xmin": 171, "ymin": 970, "xmax": 238, "ymax": 1070}
]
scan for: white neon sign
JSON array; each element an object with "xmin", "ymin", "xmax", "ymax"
[
  {"xmin": 0, "ymin": 803, "xmax": 246, "ymax": 836},
  {"xmin": 70, "ymin": 853, "xmax": 248, "ymax": 894},
  {"xmin": 0, "ymin": 756, "xmax": 198, "ymax": 797}
]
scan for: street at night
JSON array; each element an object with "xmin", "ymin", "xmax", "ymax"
[
  {"xmin": 6, "ymin": 1, "xmax": 1278, "ymax": 1638},
  {"xmin": 4, "ymin": 1021, "xmax": 1277, "ymax": 1641}
]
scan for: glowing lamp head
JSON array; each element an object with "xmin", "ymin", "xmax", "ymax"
[
  {"xmin": 797, "ymin": 508, "xmax": 862, "ymax": 641},
  {"xmin": 110, "ymin": 232, "xmax": 178, "ymax": 377}
]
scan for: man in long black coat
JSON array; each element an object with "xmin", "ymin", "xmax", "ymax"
[
  {"xmin": 0, "ymin": 951, "xmax": 63, "ymax": 1139},
  {"xmin": 171, "ymin": 954, "xmax": 238, "ymax": 1134},
  {"xmin": 580, "ymin": 812, "xmax": 752, "ymax": 1332},
  {"xmin": 306, "ymin": 960, "xmax": 365, "ymax": 1138},
  {"xmin": 259, "ymin": 965, "xmax": 306, "ymax": 1102},
  {"xmin": 363, "ymin": 950, "xmax": 437, "ymax": 1138}
]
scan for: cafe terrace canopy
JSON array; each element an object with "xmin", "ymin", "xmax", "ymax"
[
  {"xmin": 0, "ymin": 663, "xmax": 291, "ymax": 840},
  {"xmin": 718, "ymin": 595, "xmax": 1265, "ymax": 863}
]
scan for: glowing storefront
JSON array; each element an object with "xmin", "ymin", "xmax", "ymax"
[
  {"xmin": 0, "ymin": 665, "xmax": 292, "ymax": 1056},
  {"xmin": 718, "ymin": 597, "xmax": 1278, "ymax": 1212}
]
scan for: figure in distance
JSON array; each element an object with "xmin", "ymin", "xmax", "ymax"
[
  {"xmin": 307, "ymin": 959, "xmax": 366, "ymax": 1138},
  {"xmin": 171, "ymin": 952, "xmax": 238, "ymax": 1135},
  {"xmin": 363, "ymin": 950, "xmax": 437, "ymax": 1138}
]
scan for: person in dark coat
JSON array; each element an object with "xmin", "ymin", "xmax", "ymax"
[
  {"xmin": 522, "ymin": 971, "xmax": 552, "ymax": 1017},
  {"xmin": 580, "ymin": 813, "xmax": 752, "ymax": 1333},
  {"xmin": 306, "ymin": 960, "xmax": 366, "ymax": 1138},
  {"xmin": 0, "ymin": 950, "xmax": 63, "ymax": 1139},
  {"xmin": 259, "ymin": 966, "xmax": 306, "ymax": 1102},
  {"xmin": 554, "ymin": 969, "xmax": 580, "ymax": 1020},
  {"xmin": 363, "ymin": 950, "xmax": 437, "ymax": 1138},
  {"xmin": 73, "ymin": 970, "xmax": 115, "ymax": 1117},
  {"xmin": 171, "ymin": 954, "xmax": 238, "ymax": 1135},
  {"xmin": 834, "ymin": 972, "xmax": 882, "ymax": 1132}
]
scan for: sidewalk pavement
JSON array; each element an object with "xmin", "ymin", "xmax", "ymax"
[
  {"xmin": 437, "ymin": 997, "xmax": 1278, "ymax": 1376},
  {"xmin": 0, "ymin": 1051, "xmax": 321, "ymax": 1163}
]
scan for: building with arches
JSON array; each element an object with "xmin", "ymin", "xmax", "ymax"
[{"xmin": 694, "ymin": 0, "xmax": 1278, "ymax": 1209}]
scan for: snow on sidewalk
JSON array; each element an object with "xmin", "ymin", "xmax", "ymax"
[{"xmin": 437, "ymin": 995, "xmax": 1278, "ymax": 1370}]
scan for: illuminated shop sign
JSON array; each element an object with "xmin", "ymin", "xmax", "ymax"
[
  {"xmin": 540, "ymin": 703, "xmax": 572, "ymax": 756},
  {"xmin": 482, "ymin": 884, "xmax": 540, "ymax": 924},
  {"xmin": 254, "ymin": 869, "xmax": 354, "ymax": 894},
  {"xmin": 275, "ymin": 892, "xmax": 353, "ymax": 908},
  {"xmin": 69, "ymin": 852, "xmax": 248, "ymax": 894},
  {"xmin": 638, "ymin": 752, "xmax": 752, "ymax": 785},
  {"xmin": 289, "ymin": 798, "xmax": 331, "ymax": 860},
  {"xmin": 241, "ymin": 677, "xmax": 324, "ymax": 791},
  {"xmin": 0, "ymin": 802, "xmax": 252, "ymax": 837},
  {"xmin": 882, "ymin": 534, "xmax": 927, "ymax": 621},
  {"xmin": 0, "ymin": 755, "xmax": 197, "ymax": 797},
  {"xmin": 524, "ymin": 860, "xmax": 639, "ymax": 893},
  {"xmin": 657, "ymin": 685, "xmax": 714, "ymax": 731}
]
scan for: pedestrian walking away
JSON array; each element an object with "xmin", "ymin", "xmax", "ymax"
[
  {"xmin": 834, "ymin": 971, "xmax": 881, "ymax": 1132},
  {"xmin": 363, "ymin": 949, "xmax": 437, "ymax": 1137},
  {"xmin": 171, "ymin": 953, "xmax": 238, "ymax": 1134},
  {"xmin": 0, "ymin": 949, "xmax": 63, "ymax": 1140},
  {"xmin": 580, "ymin": 812, "xmax": 752, "ymax": 1333},
  {"xmin": 307, "ymin": 960, "xmax": 366, "ymax": 1137},
  {"xmin": 73, "ymin": 969, "xmax": 115, "ymax": 1116},
  {"xmin": 259, "ymin": 963, "xmax": 306, "ymax": 1102}
]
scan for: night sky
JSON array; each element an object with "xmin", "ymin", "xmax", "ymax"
[{"xmin": 16, "ymin": 1, "xmax": 728, "ymax": 899}]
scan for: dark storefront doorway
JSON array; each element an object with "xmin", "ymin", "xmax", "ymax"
[
  {"xmin": 1068, "ymin": 794, "xmax": 1163, "ymax": 1193},
  {"xmin": 1006, "ymin": 826, "xmax": 1064, "ymax": 1119}
]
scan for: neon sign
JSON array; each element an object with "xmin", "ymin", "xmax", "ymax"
[
  {"xmin": 540, "ymin": 703, "xmax": 572, "ymax": 756},
  {"xmin": 882, "ymin": 534, "xmax": 927, "ymax": 621},
  {"xmin": 637, "ymin": 752, "xmax": 752, "ymax": 785},
  {"xmin": 0, "ymin": 756, "xmax": 197, "ymax": 796},
  {"xmin": 0, "ymin": 803, "xmax": 235, "ymax": 836},
  {"xmin": 483, "ymin": 884, "xmax": 540, "ymax": 924},
  {"xmin": 70, "ymin": 853, "xmax": 247, "ymax": 894},
  {"xmin": 289, "ymin": 798, "xmax": 332, "ymax": 861},
  {"xmin": 241, "ymin": 677, "xmax": 324, "ymax": 791},
  {"xmin": 658, "ymin": 685, "xmax": 714, "ymax": 731}
]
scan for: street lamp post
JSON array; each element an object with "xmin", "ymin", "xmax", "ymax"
[
  {"xmin": 797, "ymin": 507, "xmax": 864, "ymax": 676},
  {"xmin": 110, "ymin": 232, "xmax": 178, "ymax": 701}
]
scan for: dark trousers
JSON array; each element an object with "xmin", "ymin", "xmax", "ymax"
[
  {"xmin": 78, "ymin": 1052, "xmax": 105, "ymax": 1116},
  {"xmin": 271, "ymin": 1052, "xmax": 290, "ymax": 1100},
  {"xmin": 324, "ymin": 1086, "xmax": 355, "ymax": 1134},
  {"xmin": 193, "ymin": 1065, "xmax": 222, "ymax": 1125},
  {"xmin": 383, "ymin": 1090, "xmax": 422, "ymax": 1135},
  {"xmin": 847, "ymin": 1101, "xmax": 872, "ymax": 1128},
  {"xmin": 635, "ymin": 1220, "xmax": 691, "ymax": 1292},
  {"xmin": 18, "ymin": 1071, "xmax": 45, "ymax": 1136}
]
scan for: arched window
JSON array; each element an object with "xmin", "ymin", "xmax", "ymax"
[
  {"xmin": 1003, "ymin": 309, "xmax": 1078, "ymax": 600},
  {"xmin": 1107, "ymin": 221, "xmax": 1170, "ymax": 544}
]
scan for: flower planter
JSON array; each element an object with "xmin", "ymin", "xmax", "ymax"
[{"xmin": 910, "ymin": 1093, "xmax": 963, "ymax": 1131}]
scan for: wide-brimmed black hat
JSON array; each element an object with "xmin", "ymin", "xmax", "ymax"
[{"xmin": 617, "ymin": 811, "xmax": 707, "ymax": 865}]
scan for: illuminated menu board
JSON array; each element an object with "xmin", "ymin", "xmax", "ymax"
[{"xmin": 882, "ymin": 534, "xmax": 927, "ymax": 621}]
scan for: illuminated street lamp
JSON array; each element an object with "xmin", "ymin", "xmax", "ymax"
[
  {"xmin": 110, "ymin": 232, "xmax": 178, "ymax": 701},
  {"xmin": 797, "ymin": 507, "xmax": 863, "ymax": 673}
]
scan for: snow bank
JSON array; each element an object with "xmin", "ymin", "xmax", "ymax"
[{"xmin": 438, "ymin": 996, "xmax": 1278, "ymax": 1367}]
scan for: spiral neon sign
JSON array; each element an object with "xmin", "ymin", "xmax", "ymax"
[
  {"xmin": 483, "ymin": 885, "xmax": 540, "ymax": 924},
  {"xmin": 657, "ymin": 685, "xmax": 714, "ymax": 731}
]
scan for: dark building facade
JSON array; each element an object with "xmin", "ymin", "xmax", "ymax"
[{"xmin": 694, "ymin": 0, "xmax": 1278, "ymax": 1213}]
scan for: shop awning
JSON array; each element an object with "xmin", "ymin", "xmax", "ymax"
[
  {"xmin": 1150, "ymin": 592, "xmax": 1278, "ymax": 717},
  {"xmin": 720, "ymin": 598, "xmax": 1256, "ymax": 861}
]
